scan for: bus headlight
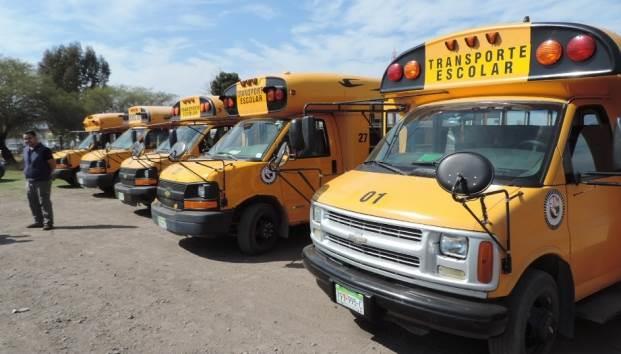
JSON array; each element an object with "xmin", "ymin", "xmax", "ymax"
[
  {"xmin": 311, "ymin": 204, "xmax": 323, "ymax": 223},
  {"xmin": 440, "ymin": 235, "xmax": 468, "ymax": 259},
  {"xmin": 197, "ymin": 183, "xmax": 219, "ymax": 199}
]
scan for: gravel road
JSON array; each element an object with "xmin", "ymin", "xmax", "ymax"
[{"xmin": 1, "ymin": 177, "xmax": 620, "ymax": 353}]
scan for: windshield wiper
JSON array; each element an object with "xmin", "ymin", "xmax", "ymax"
[
  {"xmin": 363, "ymin": 160, "xmax": 407, "ymax": 175},
  {"xmin": 211, "ymin": 152, "xmax": 239, "ymax": 161}
]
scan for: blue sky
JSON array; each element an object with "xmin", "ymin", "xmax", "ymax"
[{"xmin": 2, "ymin": 0, "xmax": 620, "ymax": 97}]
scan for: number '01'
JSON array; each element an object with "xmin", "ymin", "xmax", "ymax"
[{"xmin": 359, "ymin": 191, "xmax": 387, "ymax": 204}]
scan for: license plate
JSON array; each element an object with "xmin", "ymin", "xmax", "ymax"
[
  {"xmin": 335, "ymin": 284, "xmax": 365, "ymax": 315},
  {"xmin": 117, "ymin": 192, "xmax": 125, "ymax": 201},
  {"xmin": 78, "ymin": 177, "xmax": 84, "ymax": 185},
  {"xmin": 157, "ymin": 216, "xmax": 167, "ymax": 229}
]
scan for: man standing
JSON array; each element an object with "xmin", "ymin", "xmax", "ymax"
[{"xmin": 23, "ymin": 130, "xmax": 55, "ymax": 230}]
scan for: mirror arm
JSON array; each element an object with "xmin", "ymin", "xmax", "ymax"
[{"xmin": 452, "ymin": 176, "xmax": 520, "ymax": 274}]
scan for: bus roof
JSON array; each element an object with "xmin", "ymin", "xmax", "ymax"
[
  {"xmin": 171, "ymin": 95, "xmax": 230, "ymax": 124},
  {"xmin": 127, "ymin": 105, "xmax": 173, "ymax": 128},
  {"xmin": 380, "ymin": 22, "xmax": 621, "ymax": 96},
  {"xmin": 221, "ymin": 72, "xmax": 381, "ymax": 118},
  {"xmin": 83, "ymin": 113, "xmax": 128, "ymax": 132}
]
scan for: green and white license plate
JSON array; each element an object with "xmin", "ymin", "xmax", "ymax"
[
  {"xmin": 117, "ymin": 192, "xmax": 125, "ymax": 201},
  {"xmin": 157, "ymin": 216, "xmax": 167, "ymax": 229},
  {"xmin": 335, "ymin": 284, "xmax": 365, "ymax": 315}
]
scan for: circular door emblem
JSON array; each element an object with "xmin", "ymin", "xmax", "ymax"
[
  {"xmin": 260, "ymin": 166, "xmax": 277, "ymax": 185},
  {"xmin": 544, "ymin": 190, "xmax": 565, "ymax": 229}
]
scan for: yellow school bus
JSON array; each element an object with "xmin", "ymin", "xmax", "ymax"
[
  {"xmin": 302, "ymin": 22, "xmax": 621, "ymax": 353},
  {"xmin": 52, "ymin": 113, "xmax": 128, "ymax": 185},
  {"xmin": 151, "ymin": 73, "xmax": 402, "ymax": 254},
  {"xmin": 114, "ymin": 96, "xmax": 237, "ymax": 206},
  {"xmin": 77, "ymin": 106, "xmax": 173, "ymax": 193}
]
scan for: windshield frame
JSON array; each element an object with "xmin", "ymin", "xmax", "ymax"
[
  {"xmin": 364, "ymin": 100, "xmax": 567, "ymax": 187},
  {"xmin": 206, "ymin": 118, "xmax": 288, "ymax": 161}
]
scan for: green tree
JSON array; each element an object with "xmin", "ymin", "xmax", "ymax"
[
  {"xmin": 0, "ymin": 58, "xmax": 43, "ymax": 164},
  {"xmin": 209, "ymin": 71, "xmax": 240, "ymax": 96},
  {"xmin": 38, "ymin": 42, "xmax": 110, "ymax": 93}
]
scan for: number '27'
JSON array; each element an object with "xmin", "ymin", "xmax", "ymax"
[{"xmin": 359, "ymin": 191, "xmax": 387, "ymax": 204}]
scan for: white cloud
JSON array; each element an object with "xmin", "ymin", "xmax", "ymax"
[{"xmin": 240, "ymin": 4, "xmax": 278, "ymax": 20}]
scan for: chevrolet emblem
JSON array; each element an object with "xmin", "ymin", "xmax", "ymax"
[
  {"xmin": 349, "ymin": 233, "xmax": 367, "ymax": 245},
  {"xmin": 164, "ymin": 190, "xmax": 171, "ymax": 197}
]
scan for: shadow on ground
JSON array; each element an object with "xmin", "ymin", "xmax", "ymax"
[
  {"xmin": 133, "ymin": 208, "xmax": 151, "ymax": 218},
  {"xmin": 92, "ymin": 192, "xmax": 115, "ymax": 198},
  {"xmin": 0, "ymin": 178, "xmax": 17, "ymax": 184},
  {"xmin": 57, "ymin": 184, "xmax": 81, "ymax": 189},
  {"xmin": 178, "ymin": 225, "xmax": 311, "ymax": 265},
  {"xmin": 52, "ymin": 225, "xmax": 138, "ymax": 230},
  {"xmin": 345, "ymin": 301, "xmax": 621, "ymax": 354},
  {"xmin": 0, "ymin": 234, "xmax": 32, "ymax": 245}
]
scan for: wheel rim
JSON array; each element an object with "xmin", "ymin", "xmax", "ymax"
[
  {"xmin": 524, "ymin": 293, "xmax": 557, "ymax": 354},
  {"xmin": 254, "ymin": 215, "xmax": 276, "ymax": 247}
]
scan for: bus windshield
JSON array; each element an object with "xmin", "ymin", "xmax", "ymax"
[
  {"xmin": 156, "ymin": 125, "xmax": 206, "ymax": 153},
  {"xmin": 77, "ymin": 133, "xmax": 95, "ymax": 150},
  {"xmin": 208, "ymin": 119, "xmax": 286, "ymax": 160},
  {"xmin": 365, "ymin": 102, "xmax": 562, "ymax": 186},
  {"xmin": 110, "ymin": 128, "xmax": 144, "ymax": 150}
]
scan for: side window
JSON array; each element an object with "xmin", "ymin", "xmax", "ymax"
[
  {"xmin": 565, "ymin": 106, "xmax": 613, "ymax": 178},
  {"xmin": 296, "ymin": 119, "xmax": 330, "ymax": 158}
]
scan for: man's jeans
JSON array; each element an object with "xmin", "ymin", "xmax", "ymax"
[{"xmin": 26, "ymin": 179, "xmax": 53, "ymax": 226}]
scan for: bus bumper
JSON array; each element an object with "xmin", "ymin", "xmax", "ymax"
[
  {"xmin": 114, "ymin": 183, "xmax": 156, "ymax": 206},
  {"xmin": 151, "ymin": 201, "xmax": 233, "ymax": 236},
  {"xmin": 76, "ymin": 171, "xmax": 115, "ymax": 189},
  {"xmin": 52, "ymin": 168, "xmax": 75, "ymax": 183},
  {"xmin": 302, "ymin": 245, "xmax": 508, "ymax": 340}
]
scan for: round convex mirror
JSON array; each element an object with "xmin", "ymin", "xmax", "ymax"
[
  {"xmin": 435, "ymin": 152, "xmax": 494, "ymax": 196},
  {"xmin": 169, "ymin": 142, "xmax": 187, "ymax": 161},
  {"xmin": 131, "ymin": 141, "xmax": 145, "ymax": 157}
]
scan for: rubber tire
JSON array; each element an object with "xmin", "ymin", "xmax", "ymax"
[
  {"xmin": 488, "ymin": 270, "xmax": 560, "ymax": 354},
  {"xmin": 99, "ymin": 173, "xmax": 119, "ymax": 194},
  {"xmin": 237, "ymin": 203, "xmax": 280, "ymax": 255}
]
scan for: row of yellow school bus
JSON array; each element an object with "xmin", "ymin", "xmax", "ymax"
[{"xmin": 52, "ymin": 21, "xmax": 621, "ymax": 354}]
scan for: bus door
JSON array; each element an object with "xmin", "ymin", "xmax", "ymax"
[
  {"xmin": 278, "ymin": 118, "xmax": 335, "ymax": 224},
  {"xmin": 564, "ymin": 101, "xmax": 621, "ymax": 296}
]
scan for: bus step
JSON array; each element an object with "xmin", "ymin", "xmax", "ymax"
[{"xmin": 575, "ymin": 282, "xmax": 621, "ymax": 324}]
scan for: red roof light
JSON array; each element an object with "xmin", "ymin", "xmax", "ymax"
[
  {"xmin": 567, "ymin": 35, "xmax": 596, "ymax": 62},
  {"xmin": 387, "ymin": 63, "xmax": 403, "ymax": 81}
]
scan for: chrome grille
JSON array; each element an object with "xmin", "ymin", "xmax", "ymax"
[
  {"xmin": 325, "ymin": 233, "xmax": 420, "ymax": 268},
  {"xmin": 79, "ymin": 162, "xmax": 91, "ymax": 173},
  {"xmin": 326, "ymin": 210, "xmax": 422, "ymax": 242}
]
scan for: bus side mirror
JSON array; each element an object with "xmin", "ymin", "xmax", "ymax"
[
  {"xmin": 435, "ymin": 152, "xmax": 494, "ymax": 197},
  {"xmin": 269, "ymin": 142, "xmax": 290, "ymax": 171},
  {"xmin": 131, "ymin": 142, "xmax": 145, "ymax": 157},
  {"xmin": 288, "ymin": 118, "xmax": 305, "ymax": 151},
  {"xmin": 169, "ymin": 128, "xmax": 178, "ymax": 147},
  {"xmin": 301, "ymin": 116, "xmax": 317, "ymax": 149},
  {"xmin": 144, "ymin": 134, "xmax": 152, "ymax": 149},
  {"xmin": 613, "ymin": 117, "xmax": 621, "ymax": 170}
]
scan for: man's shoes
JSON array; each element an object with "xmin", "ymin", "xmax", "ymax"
[
  {"xmin": 27, "ymin": 223, "xmax": 43, "ymax": 228},
  {"xmin": 42, "ymin": 224, "xmax": 54, "ymax": 231}
]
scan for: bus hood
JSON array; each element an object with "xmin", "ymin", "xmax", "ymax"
[
  {"xmin": 120, "ymin": 152, "xmax": 168, "ymax": 170},
  {"xmin": 314, "ymin": 170, "xmax": 524, "ymax": 234},
  {"xmin": 160, "ymin": 159, "xmax": 259, "ymax": 184},
  {"xmin": 53, "ymin": 149, "xmax": 83, "ymax": 159},
  {"xmin": 81, "ymin": 149, "xmax": 129, "ymax": 162}
]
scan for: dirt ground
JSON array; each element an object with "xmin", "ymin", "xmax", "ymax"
[{"xmin": 1, "ymin": 173, "xmax": 621, "ymax": 354}]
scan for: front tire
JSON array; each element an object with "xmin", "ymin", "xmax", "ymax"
[
  {"xmin": 488, "ymin": 270, "xmax": 560, "ymax": 354},
  {"xmin": 237, "ymin": 203, "xmax": 280, "ymax": 255}
]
